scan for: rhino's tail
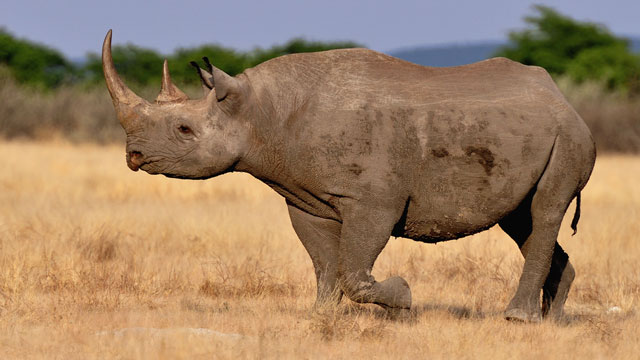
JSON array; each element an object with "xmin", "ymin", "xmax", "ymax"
[{"xmin": 570, "ymin": 192, "xmax": 581, "ymax": 236}]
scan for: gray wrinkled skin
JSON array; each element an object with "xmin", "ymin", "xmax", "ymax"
[{"xmin": 102, "ymin": 31, "xmax": 596, "ymax": 322}]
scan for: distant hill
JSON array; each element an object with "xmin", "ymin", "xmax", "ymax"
[
  {"xmin": 390, "ymin": 41, "xmax": 504, "ymax": 67},
  {"xmin": 632, "ymin": 37, "xmax": 640, "ymax": 53},
  {"xmin": 390, "ymin": 36, "xmax": 640, "ymax": 67}
]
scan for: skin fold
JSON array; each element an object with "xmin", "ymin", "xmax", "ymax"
[{"xmin": 102, "ymin": 30, "xmax": 596, "ymax": 322}]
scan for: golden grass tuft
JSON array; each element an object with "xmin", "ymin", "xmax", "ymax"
[
  {"xmin": 198, "ymin": 256, "xmax": 299, "ymax": 299},
  {"xmin": 0, "ymin": 141, "xmax": 639, "ymax": 358}
]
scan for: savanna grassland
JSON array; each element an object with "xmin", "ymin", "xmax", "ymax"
[{"xmin": 0, "ymin": 141, "xmax": 639, "ymax": 359}]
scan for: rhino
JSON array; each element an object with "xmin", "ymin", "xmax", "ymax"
[{"xmin": 102, "ymin": 30, "xmax": 595, "ymax": 322}]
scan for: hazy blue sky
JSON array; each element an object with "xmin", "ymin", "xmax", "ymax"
[{"xmin": 2, "ymin": 0, "xmax": 639, "ymax": 58}]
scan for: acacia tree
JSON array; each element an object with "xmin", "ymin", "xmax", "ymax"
[{"xmin": 496, "ymin": 5, "xmax": 640, "ymax": 92}]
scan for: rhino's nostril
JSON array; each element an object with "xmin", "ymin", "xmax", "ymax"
[{"xmin": 127, "ymin": 151, "xmax": 144, "ymax": 171}]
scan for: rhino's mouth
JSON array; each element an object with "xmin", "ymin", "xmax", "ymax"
[
  {"xmin": 139, "ymin": 161, "xmax": 162, "ymax": 174},
  {"xmin": 127, "ymin": 161, "xmax": 141, "ymax": 172},
  {"xmin": 126, "ymin": 150, "xmax": 166, "ymax": 174},
  {"xmin": 126, "ymin": 155, "xmax": 160, "ymax": 174}
]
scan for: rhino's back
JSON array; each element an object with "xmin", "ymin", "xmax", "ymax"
[{"xmin": 253, "ymin": 48, "xmax": 561, "ymax": 107}]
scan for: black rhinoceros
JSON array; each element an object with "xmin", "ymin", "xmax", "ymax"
[{"xmin": 102, "ymin": 30, "xmax": 595, "ymax": 322}]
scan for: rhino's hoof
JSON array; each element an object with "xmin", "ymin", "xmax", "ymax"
[
  {"xmin": 542, "ymin": 308, "xmax": 568, "ymax": 323},
  {"xmin": 504, "ymin": 308, "xmax": 542, "ymax": 323},
  {"xmin": 378, "ymin": 276, "xmax": 412, "ymax": 309}
]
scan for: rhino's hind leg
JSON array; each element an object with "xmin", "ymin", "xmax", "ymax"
[
  {"xmin": 541, "ymin": 243, "xmax": 575, "ymax": 319},
  {"xmin": 287, "ymin": 203, "xmax": 343, "ymax": 308},
  {"xmin": 499, "ymin": 137, "xmax": 589, "ymax": 323},
  {"xmin": 500, "ymin": 205, "xmax": 575, "ymax": 321},
  {"xmin": 337, "ymin": 202, "xmax": 412, "ymax": 312}
]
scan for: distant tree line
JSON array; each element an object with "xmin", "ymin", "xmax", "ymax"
[
  {"xmin": 83, "ymin": 38, "xmax": 362, "ymax": 89},
  {"xmin": 0, "ymin": 28, "xmax": 360, "ymax": 90},
  {"xmin": 495, "ymin": 5, "xmax": 640, "ymax": 94},
  {"xmin": 2, "ymin": 6, "xmax": 639, "ymax": 94}
]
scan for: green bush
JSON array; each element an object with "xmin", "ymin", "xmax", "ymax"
[
  {"xmin": 0, "ymin": 28, "xmax": 74, "ymax": 89},
  {"xmin": 567, "ymin": 45, "xmax": 640, "ymax": 92}
]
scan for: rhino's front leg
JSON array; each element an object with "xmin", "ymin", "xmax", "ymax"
[
  {"xmin": 287, "ymin": 203, "xmax": 343, "ymax": 307},
  {"xmin": 337, "ymin": 201, "xmax": 412, "ymax": 311}
]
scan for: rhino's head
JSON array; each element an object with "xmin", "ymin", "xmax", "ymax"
[{"xmin": 102, "ymin": 30, "xmax": 252, "ymax": 179}]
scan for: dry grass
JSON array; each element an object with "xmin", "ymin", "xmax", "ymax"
[
  {"xmin": 0, "ymin": 141, "xmax": 639, "ymax": 359},
  {"xmin": 0, "ymin": 72, "xmax": 121, "ymax": 143}
]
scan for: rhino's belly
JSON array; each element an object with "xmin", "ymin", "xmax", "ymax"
[
  {"xmin": 397, "ymin": 212, "xmax": 503, "ymax": 243},
  {"xmin": 394, "ymin": 139, "xmax": 551, "ymax": 242},
  {"xmin": 396, "ymin": 187, "xmax": 522, "ymax": 243}
]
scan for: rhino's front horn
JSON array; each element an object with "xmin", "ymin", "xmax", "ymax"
[
  {"xmin": 156, "ymin": 59, "xmax": 189, "ymax": 103},
  {"xmin": 102, "ymin": 30, "xmax": 149, "ymax": 128}
]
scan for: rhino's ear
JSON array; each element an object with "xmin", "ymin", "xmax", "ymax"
[
  {"xmin": 202, "ymin": 57, "xmax": 240, "ymax": 102},
  {"xmin": 189, "ymin": 61, "xmax": 214, "ymax": 96}
]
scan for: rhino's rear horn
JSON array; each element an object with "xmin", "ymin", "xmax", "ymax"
[{"xmin": 156, "ymin": 59, "xmax": 189, "ymax": 103}]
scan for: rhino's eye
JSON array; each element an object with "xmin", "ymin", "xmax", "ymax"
[{"xmin": 178, "ymin": 125, "xmax": 192, "ymax": 135}]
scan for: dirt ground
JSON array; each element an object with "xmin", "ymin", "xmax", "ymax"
[{"xmin": 0, "ymin": 141, "xmax": 638, "ymax": 359}]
